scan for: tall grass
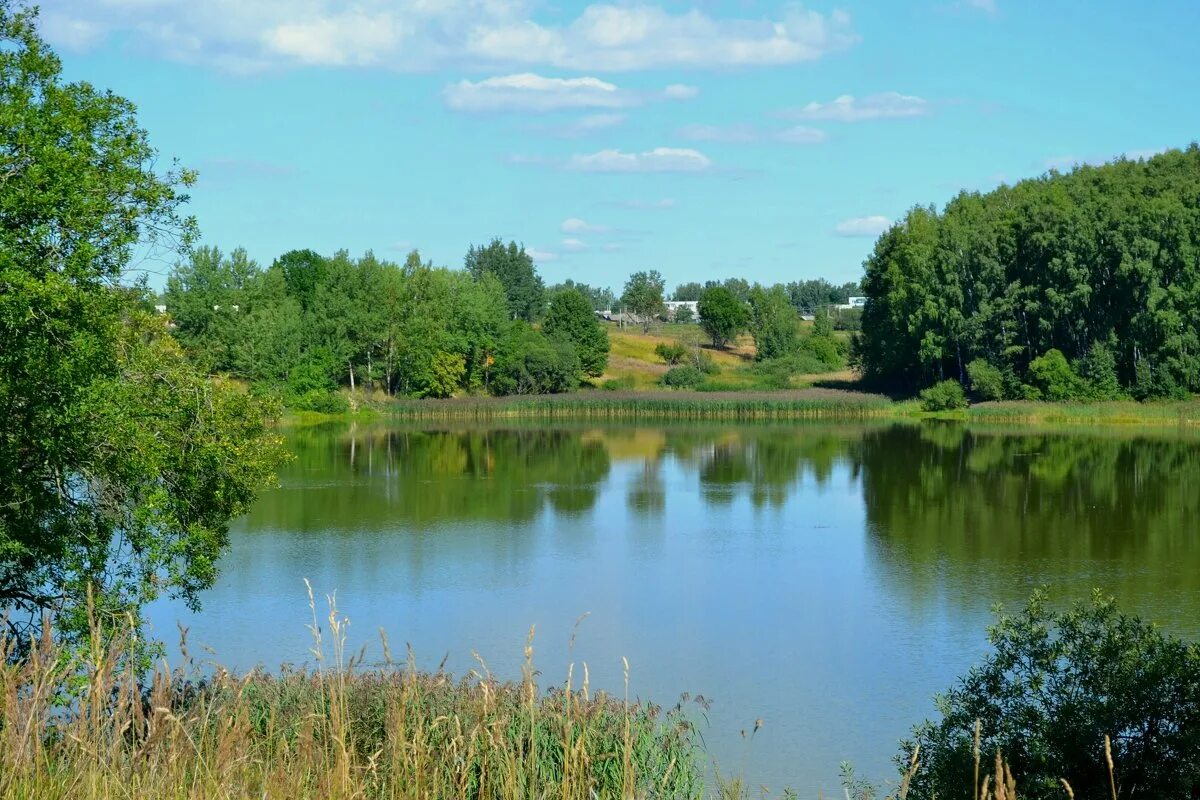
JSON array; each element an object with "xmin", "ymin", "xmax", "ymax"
[
  {"xmin": 383, "ymin": 389, "xmax": 895, "ymax": 422},
  {"xmin": 0, "ymin": 593, "xmax": 1111, "ymax": 799},
  {"xmin": 0, "ymin": 590, "xmax": 703, "ymax": 800}
]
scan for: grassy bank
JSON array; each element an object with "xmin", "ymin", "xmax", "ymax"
[
  {"xmin": 283, "ymin": 389, "xmax": 1200, "ymax": 428},
  {"xmin": 381, "ymin": 389, "xmax": 895, "ymax": 421},
  {"xmin": 1, "ymin": 596, "xmax": 708, "ymax": 800}
]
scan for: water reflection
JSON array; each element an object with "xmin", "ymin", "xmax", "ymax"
[{"xmin": 151, "ymin": 420, "xmax": 1200, "ymax": 793}]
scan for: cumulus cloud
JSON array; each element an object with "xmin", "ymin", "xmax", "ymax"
[
  {"xmin": 782, "ymin": 92, "xmax": 931, "ymax": 122},
  {"xmin": 566, "ymin": 147, "xmax": 712, "ymax": 173},
  {"xmin": 443, "ymin": 73, "xmax": 697, "ymax": 113},
  {"xmin": 38, "ymin": 1, "xmax": 857, "ymax": 73},
  {"xmin": 834, "ymin": 215, "xmax": 892, "ymax": 237},
  {"xmin": 677, "ymin": 123, "xmax": 827, "ymax": 145},
  {"xmin": 560, "ymin": 238, "xmax": 588, "ymax": 252},
  {"xmin": 562, "ymin": 218, "xmax": 608, "ymax": 234},
  {"xmin": 526, "ymin": 248, "xmax": 559, "ymax": 262}
]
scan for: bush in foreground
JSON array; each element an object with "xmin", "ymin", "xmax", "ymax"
[
  {"xmin": 899, "ymin": 591, "xmax": 1200, "ymax": 800},
  {"xmin": 919, "ymin": 379, "xmax": 968, "ymax": 411},
  {"xmin": 0, "ymin": 601, "xmax": 704, "ymax": 800}
]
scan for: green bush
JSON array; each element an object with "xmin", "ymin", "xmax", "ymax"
[
  {"xmin": 661, "ymin": 365, "xmax": 704, "ymax": 389},
  {"xmin": 966, "ymin": 358, "xmax": 1005, "ymax": 401},
  {"xmin": 600, "ymin": 376, "xmax": 634, "ymax": 391},
  {"xmin": 900, "ymin": 592, "xmax": 1200, "ymax": 800},
  {"xmin": 288, "ymin": 388, "xmax": 349, "ymax": 414},
  {"xmin": 1028, "ymin": 348, "xmax": 1086, "ymax": 401},
  {"xmin": 919, "ymin": 379, "xmax": 967, "ymax": 411},
  {"xmin": 692, "ymin": 349, "xmax": 719, "ymax": 375},
  {"xmin": 492, "ymin": 326, "xmax": 581, "ymax": 395},
  {"xmin": 653, "ymin": 341, "xmax": 689, "ymax": 365},
  {"xmin": 1077, "ymin": 341, "xmax": 1123, "ymax": 400}
]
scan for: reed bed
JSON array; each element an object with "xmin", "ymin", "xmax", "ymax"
[
  {"xmin": 965, "ymin": 399, "xmax": 1200, "ymax": 426},
  {"xmin": 0, "ymin": 592, "xmax": 704, "ymax": 800},
  {"xmin": 0, "ymin": 593, "xmax": 1103, "ymax": 799},
  {"xmin": 383, "ymin": 390, "xmax": 895, "ymax": 422}
]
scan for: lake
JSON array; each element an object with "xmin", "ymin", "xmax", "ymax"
[{"xmin": 146, "ymin": 420, "xmax": 1200, "ymax": 793}]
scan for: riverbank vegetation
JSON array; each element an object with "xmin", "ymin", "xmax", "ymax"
[
  {"xmin": 858, "ymin": 146, "xmax": 1200, "ymax": 403},
  {"xmin": 3, "ymin": 591, "xmax": 1197, "ymax": 799}
]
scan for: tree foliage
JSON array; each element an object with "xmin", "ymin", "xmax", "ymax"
[
  {"xmin": 0, "ymin": 3, "xmax": 280, "ymax": 646},
  {"xmin": 858, "ymin": 147, "xmax": 1200, "ymax": 398},
  {"xmin": 464, "ymin": 238, "xmax": 544, "ymax": 322},
  {"xmin": 748, "ymin": 284, "xmax": 800, "ymax": 361},
  {"xmin": 900, "ymin": 591, "xmax": 1200, "ymax": 800},
  {"xmin": 543, "ymin": 288, "xmax": 609, "ymax": 377},
  {"xmin": 621, "ymin": 270, "xmax": 666, "ymax": 333},
  {"xmin": 698, "ymin": 286, "xmax": 749, "ymax": 348}
]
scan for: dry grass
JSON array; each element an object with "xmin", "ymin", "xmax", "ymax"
[
  {"xmin": 0, "ymin": 590, "xmax": 704, "ymax": 800},
  {"xmin": 0, "ymin": 592, "xmax": 1119, "ymax": 800}
]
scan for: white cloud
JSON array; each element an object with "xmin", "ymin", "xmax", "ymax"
[
  {"xmin": 561, "ymin": 238, "xmax": 588, "ymax": 252},
  {"xmin": 526, "ymin": 248, "xmax": 558, "ymax": 262},
  {"xmin": 446, "ymin": 73, "xmax": 624, "ymax": 112},
  {"xmin": 782, "ymin": 92, "xmax": 931, "ymax": 122},
  {"xmin": 566, "ymin": 147, "xmax": 712, "ymax": 173},
  {"xmin": 443, "ymin": 73, "xmax": 696, "ymax": 113},
  {"xmin": 966, "ymin": 0, "xmax": 997, "ymax": 14},
  {"xmin": 561, "ymin": 218, "xmax": 608, "ymax": 234},
  {"xmin": 264, "ymin": 10, "xmax": 402, "ymax": 66},
  {"xmin": 663, "ymin": 84, "xmax": 699, "ymax": 100},
  {"xmin": 40, "ymin": 1, "xmax": 856, "ymax": 73},
  {"xmin": 775, "ymin": 125, "xmax": 827, "ymax": 144},
  {"xmin": 834, "ymin": 215, "xmax": 892, "ymax": 237},
  {"xmin": 677, "ymin": 123, "xmax": 827, "ymax": 145}
]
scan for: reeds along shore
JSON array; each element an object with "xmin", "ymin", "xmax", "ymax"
[
  {"xmin": 372, "ymin": 389, "xmax": 895, "ymax": 422},
  {"xmin": 0, "ymin": 592, "xmax": 1107, "ymax": 800}
]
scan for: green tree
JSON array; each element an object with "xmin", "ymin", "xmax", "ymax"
[
  {"xmin": 164, "ymin": 246, "xmax": 259, "ymax": 373},
  {"xmin": 900, "ymin": 592, "xmax": 1200, "ymax": 800},
  {"xmin": 0, "ymin": 4, "xmax": 280, "ymax": 646},
  {"xmin": 698, "ymin": 286, "xmax": 749, "ymax": 348},
  {"xmin": 673, "ymin": 304, "xmax": 695, "ymax": 324},
  {"xmin": 672, "ymin": 281, "xmax": 704, "ymax": 301},
  {"xmin": 543, "ymin": 288, "xmax": 610, "ymax": 377},
  {"xmin": 274, "ymin": 249, "xmax": 328, "ymax": 311},
  {"xmin": 748, "ymin": 285, "xmax": 800, "ymax": 361},
  {"xmin": 621, "ymin": 270, "xmax": 667, "ymax": 333},
  {"xmin": 464, "ymin": 238, "xmax": 544, "ymax": 322}
]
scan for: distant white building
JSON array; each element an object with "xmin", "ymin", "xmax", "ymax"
[
  {"xmin": 663, "ymin": 300, "xmax": 699, "ymax": 320},
  {"xmin": 835, "ymin": 296, "xmax": 868, "ymax": 311}
]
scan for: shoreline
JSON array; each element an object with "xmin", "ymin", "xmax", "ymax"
[{"xmin": 279, "ymin": 390, "xmax": 1200, "ymax": 428}]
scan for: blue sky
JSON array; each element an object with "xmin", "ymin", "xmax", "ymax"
[{"xmin": 39, "ymin": 0, "xmax": 1200, "ymax": 291}]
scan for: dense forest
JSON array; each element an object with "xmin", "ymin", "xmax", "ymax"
[
  {"xmin": 161, "ymin": 240, "xmax": 860, "ymax": 407},
  {"xmin": 858, "ymin": 146, "xmax": 1200, "ymax": 400}
]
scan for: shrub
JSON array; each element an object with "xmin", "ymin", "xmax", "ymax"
[
  {"xmin": 899, "ymin": 591, "xmax": 1200, "ymax": 800},
  {"xmin": 1077, "ymin": 341, "xmax": 1123, "ymax": 400},
  {"xmin": 1028, "ymin": 348, "xmax": 1085, "ymax": 401},
  {"xmin": 543, "ymin": 289, "xmax": 610, "ymax": 377},
  {"xmin": 661, "ymin": 365, "xmax": 704, "ymax": 388},
  {"xmin": 289, "ymin": 389, "xmax": 349, "ymax": 414},
  {"xmin": 692, "ymin": 349, "xmax": 719, "ymax": 375},
  {"xmin": 654, "ymin": 341, "xmax": 689, "ymax": 365},
  {"xmin": 600, "ymin": 376, "xmax": 635, "ymax": 391},
  {"xmin": 492, "ymin": 326, "xmax": 581, "ymax": 395},
  {"xmin": 673, "ymin": 304, "xmax": 695, "ymax": 324},
  {"xmin": 919, "ymin": 379, "xmax": 967, "ymax": 411},
  {"xmin": 966, "ymin": 358, "xmax": 1005, "ymax": 401}
]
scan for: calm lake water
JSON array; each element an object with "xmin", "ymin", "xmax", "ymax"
[{"xmin": 147, "ymin": 421, "xmax": 1200, "ymax": 793}]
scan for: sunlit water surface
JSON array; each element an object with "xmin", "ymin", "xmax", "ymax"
[{"xmin": 147, "ymin": 421, "xmax": 1200, "ymax": 793}]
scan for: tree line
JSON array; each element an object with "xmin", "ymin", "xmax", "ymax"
[
  {"xmin": 163, "ymin": 240, "xmax": 611, "ymax": 409},
  {"xmin": 857, "ymin": 145, "xmax": 1200, "ymax": 401},
  {"xmin": 163, "ymin": 243, "xmax": 861, "ymax": 405}
]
